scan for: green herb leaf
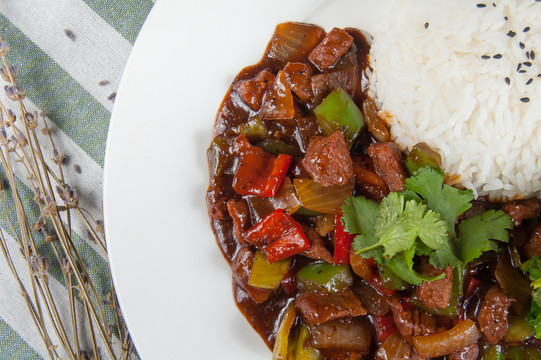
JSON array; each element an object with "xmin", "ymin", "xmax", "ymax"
[
  {"xmin": 405, "ymin": 167, "xmax": 474, "ymax": 237},
  {"xmin": 455, "ymin": 210, "xmax": 513, "ymax": 264},
  {"xmin": 386, "ymin": 248, "xmax": 444, "ymax": 285},
  {"xmin": 341, "ymin": 196, "xmax": 378, "ymax": 236}
]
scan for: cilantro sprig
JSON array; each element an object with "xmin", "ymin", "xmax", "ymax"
[{"xmin": 342, "ymin": 166, "xmax": 513, "ymax": 285}]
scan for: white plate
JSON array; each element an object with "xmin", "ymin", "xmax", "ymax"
[{"xmin": 103, "ymin": 0, "xmax": 391, "ymax": 358}]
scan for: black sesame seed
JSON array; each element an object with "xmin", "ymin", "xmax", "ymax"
[
  {"xmin": 504, "ymin": 16, "xmax": 508, "ymax": 21},
  {"xmin": 531, "ymin": 51, "xmax": 536, "ymax": 60},
  {"xmin": 481, "ymin": 55, "xmax": 491, "ymax": 59},
  {"xmin": 517, "ymin": 63, "xmax": 522, "ymax": 71},
  {"xmin": 524, "ymin": 61, "xmax": 532, "ymax": 67},
  {"xmin": 527, "ymin": 51, "xmax": 531, "ymax": 59},
  {"xmin": 477, "ymin": 3, "xmax": 486, "ymax": 7},
  {"xmin": 524, "ymin": 27, "xmax": 531, "ymax": 32},
  {"xmin": 538, "ymin": 73, "xmax": 541, "ymax": 78},
  {"xmin": 425, "ymin": 22, "xmax": 429, "ymax": 29},
  {"xmin": 519, "ymin": 70, "xmax": 527, "ymax": 73},
  {"xmin": 519, "ymin": 42, "xmax": 525, "ymax": 49},
  {"xmin": 526, "ymin": 78, "xmax": 533, "ymax": 85},
  {"xmin": 520, "ymin": 97, "xmax": 530, "ymax": 103},
  {"xmin": 507, "ymin": 30, "xmax": 516, "ymax": 37},
  {"xmin": 505, "ymin": 77, "xmax": 511, "ymax": 85},
  {"xmin": 493, "ymin": 54, "xmax": 503, "ymax": 59},
  {"xmin": 492, "ymin": 2, "xmax": 496, "ymax": 6}
]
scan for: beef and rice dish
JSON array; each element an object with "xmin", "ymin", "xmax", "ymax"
[{"xmin": 206, "ymin": 1, "xmax": 541, "ymax": 359}]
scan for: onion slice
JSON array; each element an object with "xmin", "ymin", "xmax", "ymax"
[
  {"xmin": 412, "ymin": 319, "xmax": 480, "ymax": 358},
  {"xmin": 272, "ymin": 302, "xmax": 297, "ymax": 360}
]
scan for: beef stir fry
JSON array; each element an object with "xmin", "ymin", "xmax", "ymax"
[{"xmin": 206, "ymin": 22, "xmax": 541, "ymax": 359}]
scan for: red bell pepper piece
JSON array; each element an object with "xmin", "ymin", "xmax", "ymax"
[
  {"xmin": 232, "ymin": 134, "xmax": 292, "ymax": 197},
  {"xmin": 333, "ymin": 211, "xmax": 355, "ymax": 264},
  {"xmin": 244, "ymin": 209, "xmax": 310, "ymax": 263},
  {"xmin": 373, "ymin": 312, "xmax": 398, "ymax": 344}
]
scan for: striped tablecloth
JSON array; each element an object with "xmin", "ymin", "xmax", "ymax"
[{"xmin": 0, "ymin": 1, "xmax": 154, "ymax": 358}]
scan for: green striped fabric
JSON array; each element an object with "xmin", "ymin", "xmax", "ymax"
[{"xmin": 0, "ymin": 1, "xmax": 154, "ymax": 358}]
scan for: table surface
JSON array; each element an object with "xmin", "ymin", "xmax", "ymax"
[{"xmin": 0, "ymin": 1, "xmax": 154, "ymax": 359}]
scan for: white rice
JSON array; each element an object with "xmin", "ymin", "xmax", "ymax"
[{"xmin": 368, "ymin": 0, "xmax": 541, "ymax": 200}]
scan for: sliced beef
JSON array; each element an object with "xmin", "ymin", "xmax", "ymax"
[
  {"xmin": 351, "ymin": 155, "xmax": 389, "ymax": 202},
  {"xmin": 295, "ymin": 289, "xmax": 367, "ymax": 326},
  {"xmin": 390, "ymin": 297, "xmax": 437, "ymax": 343},
  {"xmin": 368, "ymin": 142, "xmax": 406, "ymax": 192},
  {"xmin": 311, "ymin": 318, "xmax": 372, "ymax": 353},
  {"xmin": 231, "ymin": 247, "xmax": 272, "ymax": 304},
  {"xmin": 302, "ymin": 130, "xmax": 353, "ymax": 187},
  {"xmin": 311, "ymin": 67, "xmax": 358, "ymax": 105},
  {"xmin": 300, "ymin": 225, "xmax": 333, "ymax": 263},
  {"xmin": 227, "ymin": 198, "xmax": 250, "ymax": 245},
  {"xmin": 233, "ymin": 69, "xmax": 275, "ymax": 111},
  {"xmin": 283, "ymin": 62, "xmax": 313, "ymax": 103},
  {"xmin": 449, "ymin": 344, "xmax": 479, "ymax": 360},
  {"xmin": 477, "ymin": 285, "xmax": 514, "ymax": 344},
  {"xmin": 308, "ymin": 27, "xmax": 354, "ymax": 70},
  {"xmin": 415, "ymin": 259, "xmax": 453, "ymax": 309},
  {"xmin": 502, "ymin": 199, "xmax": 541, "ymax": 227},
  {"xmin": 524, "ymin": 224, "xmax": 541, "ymax": 259},
  {"xmin": 260, "ymin": 70, "xmax": 295, "ymax": 120}
]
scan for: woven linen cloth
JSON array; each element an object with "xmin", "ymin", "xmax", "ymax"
[{"xmin": 0, "ymin": 1, "xmax": 154, "ymax": 358}]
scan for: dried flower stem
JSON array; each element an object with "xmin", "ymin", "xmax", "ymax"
[{"xmin": 0, "ymin": 35, "xmax": 131, "ymax": 359}]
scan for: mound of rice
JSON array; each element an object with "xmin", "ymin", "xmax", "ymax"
[{"xmin": 368, "ymin": 0, "xmax": 541, "ymax": 200}]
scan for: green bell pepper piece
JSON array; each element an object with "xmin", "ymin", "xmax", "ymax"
[
  {"xmin": 405, "ymin": 142, "xmax": 442, "ymax": 175},
  {"xmin": 296, "ymin": 262, "xmax": 353, "ymax": 293},
  {"xmin": 314, "ymin": 87, "xmax": 365, "ymax": 148}
]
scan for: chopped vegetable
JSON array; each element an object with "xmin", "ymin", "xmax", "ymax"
[
  {"xmin": 495, "ymin": 254, "xmax": 531, "ymax": 316},
  {"xmin": 244, "ymin": 209, "xmax": 310, "ymax": 263},
  {"xmin": 315, "ymin": 214, "xmax": 335, "ymax": 237},
  {"xmin": 362, "ymin": 98, "xmax": 390, "ymax": 142},
  {"xmin": 272, "ymin": 302, "xmax": 297, "ymax": 360},
  {"xmin": 376, "ymin": 333, "xmax": 414, "ymax": 358},
  {"xmin": 234, "ymin": 116, "xmax": 267, "ymax": 142},
  {"xmin": 266, "ymin": 22, "xmax": 325, "ymax": 65},
  {"xmin": 257, "ymin": 138, "xmax": 302, "ymax": 156},
  {"xmin": 246, "ymin": 177, "xmax": 302, "ymax": 222},
  {"xmin": 233, "ymin": 134, "xmax": 292, "ymax": 197},
  {"xmin": 248, "ymin": 251, "xmax": 292, "ymax": 290},
  {"xmin": 295, "ymin": 262, "xmax": 353, "ymax": 293},
  {"xmin": 373, "ymin": 312, "xmax": 399, "ymax": 344},
  {"xmin": 412, "ymin": 319, "xmax": 481, "ymax": 358},
  {"xmin": 314, "ymin": 87, "xmax": 365, "ymax": 147},
  {"xmin": 207, "ymin": 137, "xmax": 236, "ymax": 177},
  {"xmin": 482, "ymin": 345, "xmax": 505, "ymax": 360},
  {"xmin": 405, "ymin": 142, "xmax": 442, "ymax": 175},
  {"xmin": 505, "ymin": 314, "xmax": 535, "ymax": 342},
  {"xmin": 349, "ymin": 252, "xmax": 373, "ymax": 281},
  {"xmin": 333, "ymin": 211, "xmax": 354, "ymax": 264},
  {"xmin": 293, "ymin": 324, "xmax": 323, "ymax": 360},
  {"xmin": 294, "ymin": 178, "xmax": 352, "ymax": 215}
]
